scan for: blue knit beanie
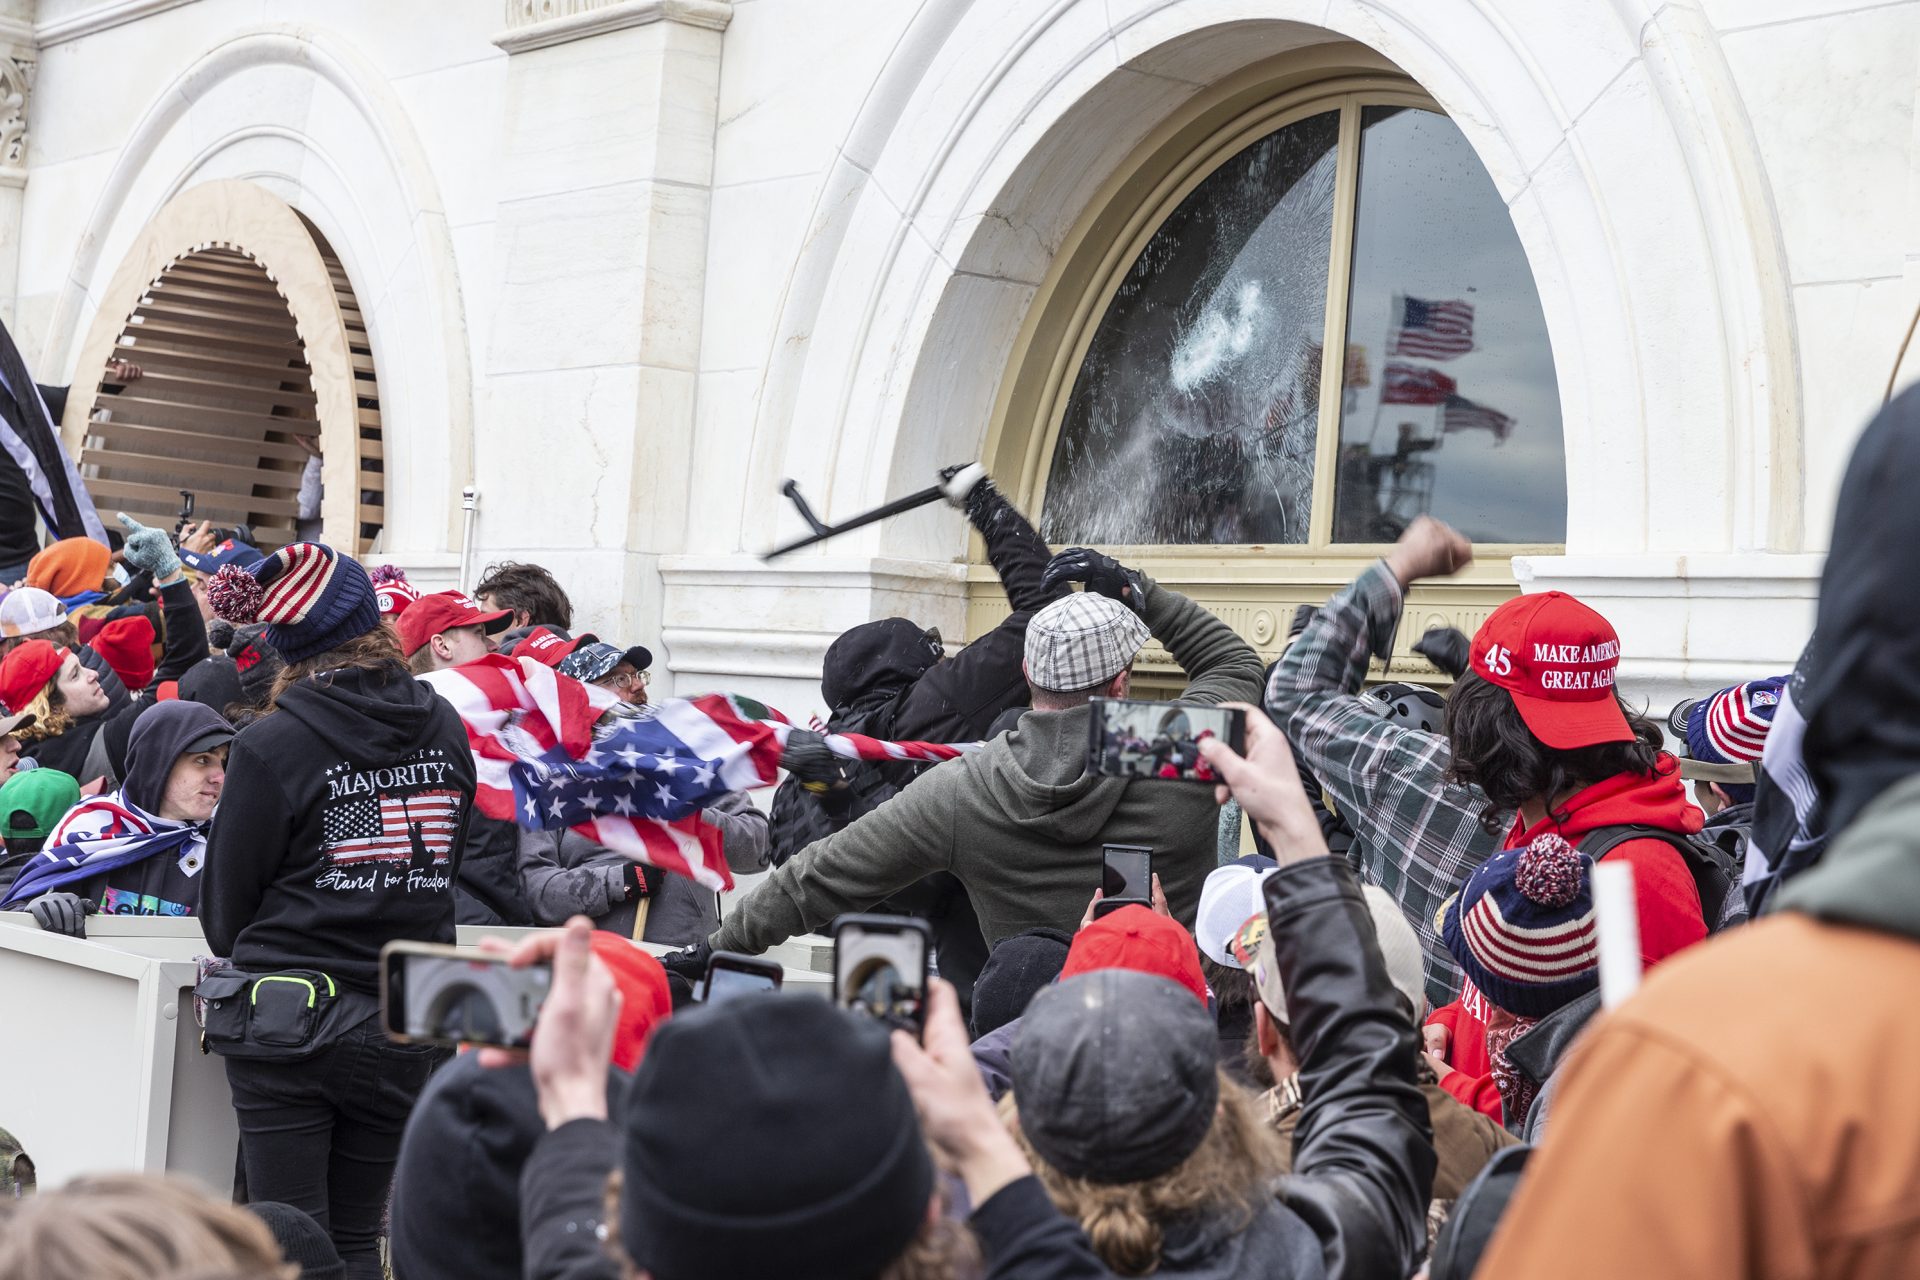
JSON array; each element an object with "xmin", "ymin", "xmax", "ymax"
[
  {"xmin": 1441, "ymin": 833, "xmax": 1598, "ymax": 1019},
  {"xmin": 205, "ymin": 542, "xmax": 381, "ymax": 665}
]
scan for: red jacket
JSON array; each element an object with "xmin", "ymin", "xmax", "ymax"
[{"xmin": 1430, "ymin": 755, "xmax": 1709, "ymax": 1119}]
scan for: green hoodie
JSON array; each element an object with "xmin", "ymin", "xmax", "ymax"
[{"xmin": 712, "ymin": 581, "xmax": 1265, "ymax": 953}]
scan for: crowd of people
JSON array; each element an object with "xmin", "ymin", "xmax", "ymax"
[{"xmin": 0, "ymin": 382, "xmax": 1914, "ymax": 1279}]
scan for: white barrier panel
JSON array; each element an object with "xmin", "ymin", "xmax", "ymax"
[{"xmin": 0, "ymin": 915, "xmax": 830, "ymax": 1188}]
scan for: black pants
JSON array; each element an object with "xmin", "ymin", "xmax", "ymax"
[{"xmin": 224, "ymin": 1016, "xmax": 447, "ymax": 1280}]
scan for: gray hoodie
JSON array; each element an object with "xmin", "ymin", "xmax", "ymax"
[{"xmin": 712, "ymin": 581, "xmax": 1263, "ymax": 953}]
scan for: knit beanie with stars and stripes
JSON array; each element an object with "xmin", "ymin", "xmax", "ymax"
[
  {"xmin": 206, "ymin": 542, "xmax": 382, "ymax": 665},
  {"xmin": 1441, "ymin": 832, "xmax": 1599, "ymax": 1019}
]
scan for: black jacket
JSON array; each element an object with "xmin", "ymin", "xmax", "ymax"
[
  {"xmin": 454, "ymin": 814, "xmax": 534, "ymax": 927},
  {"xmin": 766, "ymin": 482, "xmax": 1065, "ymax": 863},
  {"xmin": 519, "ymin": 1117, "xmax": 624, "ymax": 1280},
  {"xmin": 972, "ymin": 858, "xmax": 1435, "ymax": 1280},
  {"xmin": 201, "ymin": 663, "xmax": 476, "ymax": 993}
]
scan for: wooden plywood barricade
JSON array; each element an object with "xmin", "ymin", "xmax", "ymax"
[{"xmin": 59, "ymin": 181, "xmax": 383, "ymax": 556}]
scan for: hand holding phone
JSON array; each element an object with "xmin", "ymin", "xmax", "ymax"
[
  {"xmin": 831, "ymin": 914, "xmax": 931, "ymax": 1041},
  {"xmin": 702, "ymin": 950, "xmax": 784, "ymax": 1004},
  {"xmin": 382, "ymin": 940, "xmax": 553, "ymax": 1051},
  {"xmin": 1088, "ymin": 698, "xmax": 1247, "ymax": 783}
]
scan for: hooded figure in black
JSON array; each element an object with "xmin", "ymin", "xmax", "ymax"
[
  {"xmin": 197, "ymin": 541, "xmax": 475, "ymax": 1280},
  {"xmin": 3, "ymin": 699, "xmax": 234, "ymax": 935},
  {"xmin": 765, "ymin": 467, "xmax": 1066, "ymax": 1006},
  {"xmin": 1790, "ymin": 385, "xmax": 1920, "ymax": 846}
]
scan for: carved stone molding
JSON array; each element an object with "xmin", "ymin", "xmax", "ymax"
[
  {"xmin": 494, "ymin": 0, "xmax": 731, "ymax": 54},
  {"xmin": 0, "ymin": 45, "xmax": 32, "ymax": 176}
]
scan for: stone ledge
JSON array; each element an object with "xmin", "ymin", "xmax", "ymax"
[
  {"xmin": 493, "ymin": 0, "xmax": 732, "ymax": 55},
  {"xmin": 35, "ymin": 0, "xmax": 195, "ymax": 47}
]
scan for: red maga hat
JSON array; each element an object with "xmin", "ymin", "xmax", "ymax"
[
  {"xmin": 511, "ymin": 625, "xmax": 598, "ymax": 668},
  {"xmin": 1469, "ymin": 591, "xmax": 1633, "ymax": 750},
  {"xmin": 396, "ymin": 591, "xmax": 513, "ymax": 658}
]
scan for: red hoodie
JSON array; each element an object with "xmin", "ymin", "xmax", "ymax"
[{"xmin": 1431, "ymin": 754, "xmax": 1709, "ymax": 1120}]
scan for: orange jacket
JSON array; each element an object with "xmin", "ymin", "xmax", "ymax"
[{"xmin": 1478, "ymin": 915, "xmax": 1920, "ymax": 1279}]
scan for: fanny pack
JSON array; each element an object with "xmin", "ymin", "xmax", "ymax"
[{"xmin": 195, "ymin": 959, "xmax": 378, "ymax": 1061}]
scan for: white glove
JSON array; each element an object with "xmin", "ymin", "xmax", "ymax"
[{"xmin": 939, "ymin": 463, "xmax": 988, "ymax": 508}]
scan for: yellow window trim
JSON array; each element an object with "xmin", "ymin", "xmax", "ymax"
[{"xmin": 969, "ymin": 45, "xmax": 1563, "ymax": 678}]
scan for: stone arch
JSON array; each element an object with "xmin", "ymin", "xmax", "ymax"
[
  {"xmin": 743, "ymin": 0, "xmax": 1799, "ymax": 568},
  {"xmin": 39, "ymin": 24, "xmax": 472, "ymax": 559},
  {"xmin": 61, "ymin": 180, "xmax": 379, "ymax": 553}
]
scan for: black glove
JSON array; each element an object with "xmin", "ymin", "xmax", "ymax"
[
  {"xmin": 660, "ymin": 938, "xmax": 714, "ymax": 985},
  {"xmin": 1412, "ymin": 625, "xmax": 1472, "ymax": 679},
  {"xmin": 620, "ymin": 860, "xmax": 650, "ymax": 901},
  {"xmin": 779, "ymin": 729, "xmax": 847, "ymax": 792},
  {"xmin": 1039, "ymin": 547, "xmax": 1149, "ymax": 614},
  {"xmin": 29, "ymin": 892, "xmax": 95, "ymax": 938}
]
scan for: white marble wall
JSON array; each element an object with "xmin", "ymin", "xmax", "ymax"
[{"xmin": 10, "ymin": 0, "xmax": 1920, "ymax": 723}]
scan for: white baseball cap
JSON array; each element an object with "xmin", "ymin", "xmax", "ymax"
[
  {"xmin": 0, "ymin": 587, "xmax": 67, "ymax": 639},
  {"xmin": 1196, "ymin": 857, "xmax": 1277, "ymax": 968},
  {"xmin": 1239, "ymin": 885, "xmax": 1428, "ymax": 1024}
]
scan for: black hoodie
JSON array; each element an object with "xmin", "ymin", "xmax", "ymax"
[{"xmin": 201, "ymin": 662, "xmax": 476, "ymax": 993}]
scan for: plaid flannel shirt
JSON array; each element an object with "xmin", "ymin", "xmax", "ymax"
[{"xmin": 1265, "ymin": 561, "xmax": 1502, "ymax": 1005}]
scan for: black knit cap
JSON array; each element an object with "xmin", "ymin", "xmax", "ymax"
[
  {"xmin": 620, "ymin": 993, "xmax": 933, "ymax": 1280},
  {"xmin": 245, "ymin": 1202, "xmax": 344, "ymax": 1280},
  {"xmin": 971, "ymin": 927, "xmax": 1074, "ymax": 1039}
]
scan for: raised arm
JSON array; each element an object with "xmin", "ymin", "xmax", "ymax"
[{"xmin": 709, "ymin": 760, "xmax": 956, "ymax": 954}]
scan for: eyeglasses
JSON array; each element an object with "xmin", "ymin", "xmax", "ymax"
[{"xmin": 606, "ymin": 667, "xmax": 652, "ymax": 691}]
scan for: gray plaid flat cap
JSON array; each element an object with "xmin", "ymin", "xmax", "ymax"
[{"xmin": 1024, "ymin": 593, "xmax": 1151, "ymax": 693}]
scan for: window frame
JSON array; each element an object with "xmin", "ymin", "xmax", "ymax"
[{"xmin": 1003, "ymin": 71, "xmax": 1565, "ymax": 564}]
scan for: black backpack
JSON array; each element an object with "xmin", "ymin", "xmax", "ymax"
[{"xmin": 1576, "ymin": 824, "xmax": 1749, "ymax": 932}]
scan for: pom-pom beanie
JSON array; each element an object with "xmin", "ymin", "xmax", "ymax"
[
  {"xmin": 1441, "ymin": 833, "xmax": 1599, "ymax": 1019},
  {"xmin": 206, "ymin": 542, "xmax": 380, "ymax": 665}
]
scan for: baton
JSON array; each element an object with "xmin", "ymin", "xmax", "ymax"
[{"xmin": 761, "ymin": 479, "xmax": 949, "ymax": 560}]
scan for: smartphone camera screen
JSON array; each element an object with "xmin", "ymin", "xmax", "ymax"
[
  {"xmin": 704, "ymin": 964, "xmax": 780, "ymax": 1005},
  {"xmin": 1101, "ymin": 846, "xmax": 1151, "ymax": 901},
  {"xmin": 833, "ymin": 920, "xmax": 929, "ymax": 1037},
  {"xmin": 393, "ymin": 954, "xmax": 551, "ymax": 1049},
  {"xmin": 1088, "ymin": 699, "xmax": 1246, "ymax": 783}
]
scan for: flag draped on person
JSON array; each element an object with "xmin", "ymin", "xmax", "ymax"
[
  {"xmin": 0, "ymin": 794, "xmax": 202, "ymax": 909},
  {"xmin": 0, "ymin": 317, "xmax": 107, "ymax": 542},
  {"xmin": 420, "ymin": 655, "xmax": 976, "ymax": 892}
]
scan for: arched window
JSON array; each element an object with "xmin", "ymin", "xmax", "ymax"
[{"xmin": 1037, "ymin": 91, "xmax": 1563, "ymax": 550}]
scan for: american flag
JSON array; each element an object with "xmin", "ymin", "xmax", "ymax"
[
  {"xmin": 1389, "ymin": 296, "xmax": 1474, "ymax": 360},
  {"xmin": 421, "ymin": 656, "xmax": 978, "ymax": 892},
  {"xmin": 1381, "ymin": 362, "xmax": 1458, "ymax": 406},
  {"xmin": 1440, "ymin": 394, "xmax": 1514, "ymax": 444},
  {"xmin": 322, "ymin": 789, "xmax": 464, "ymax": 866}
]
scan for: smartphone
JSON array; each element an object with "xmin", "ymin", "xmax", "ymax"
[
  {"xmin": 1099, "ymin": 843, "xmax": 1153, "ymax": 916},
  {"xmin": 702, "ymin": 950, "xmax": 784, "ymax": 1004},
  {"xmin": 380, "ymin": 940, "xmax": 552, "ymax": 1050},
  {"xmin": 830, "ymin": 914, "xmax": 931, "ymax": 1040},
  {"xmin": 1087, "ymin": 698, "xmax": 1247, "ymax": 783}
]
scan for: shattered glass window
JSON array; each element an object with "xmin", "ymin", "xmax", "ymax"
[
  {"xmin": 1041, "ymin": 111, "xmax": 1341, "ymax": 546},
  {"xmin": 1331, "ymin": 107, "xmax": 1565, "ymax": 544}
]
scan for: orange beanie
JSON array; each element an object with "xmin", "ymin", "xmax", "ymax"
[{"xmin": 27, "ymin": 538, "xmax": 112, "ymax": 600}]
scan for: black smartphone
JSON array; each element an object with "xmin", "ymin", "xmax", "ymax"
[
  {"xmin": 830, "ymin": 914, "xmax": 932, "ymax": 1040},
  {"xmin": 1099, "ymin": 843, "xmax": 1153, "ymax": 915},
  {"xmin": 380, "ymin": 941, "xmax": 552, "ymax": 1050},
  {"xmin": 1087, "ymin": 698, "xmax": 1247, "ymax": 783},
  {"xmin": 703, "ymin": 950, "xmax": 784, "ymax": 1004}
]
